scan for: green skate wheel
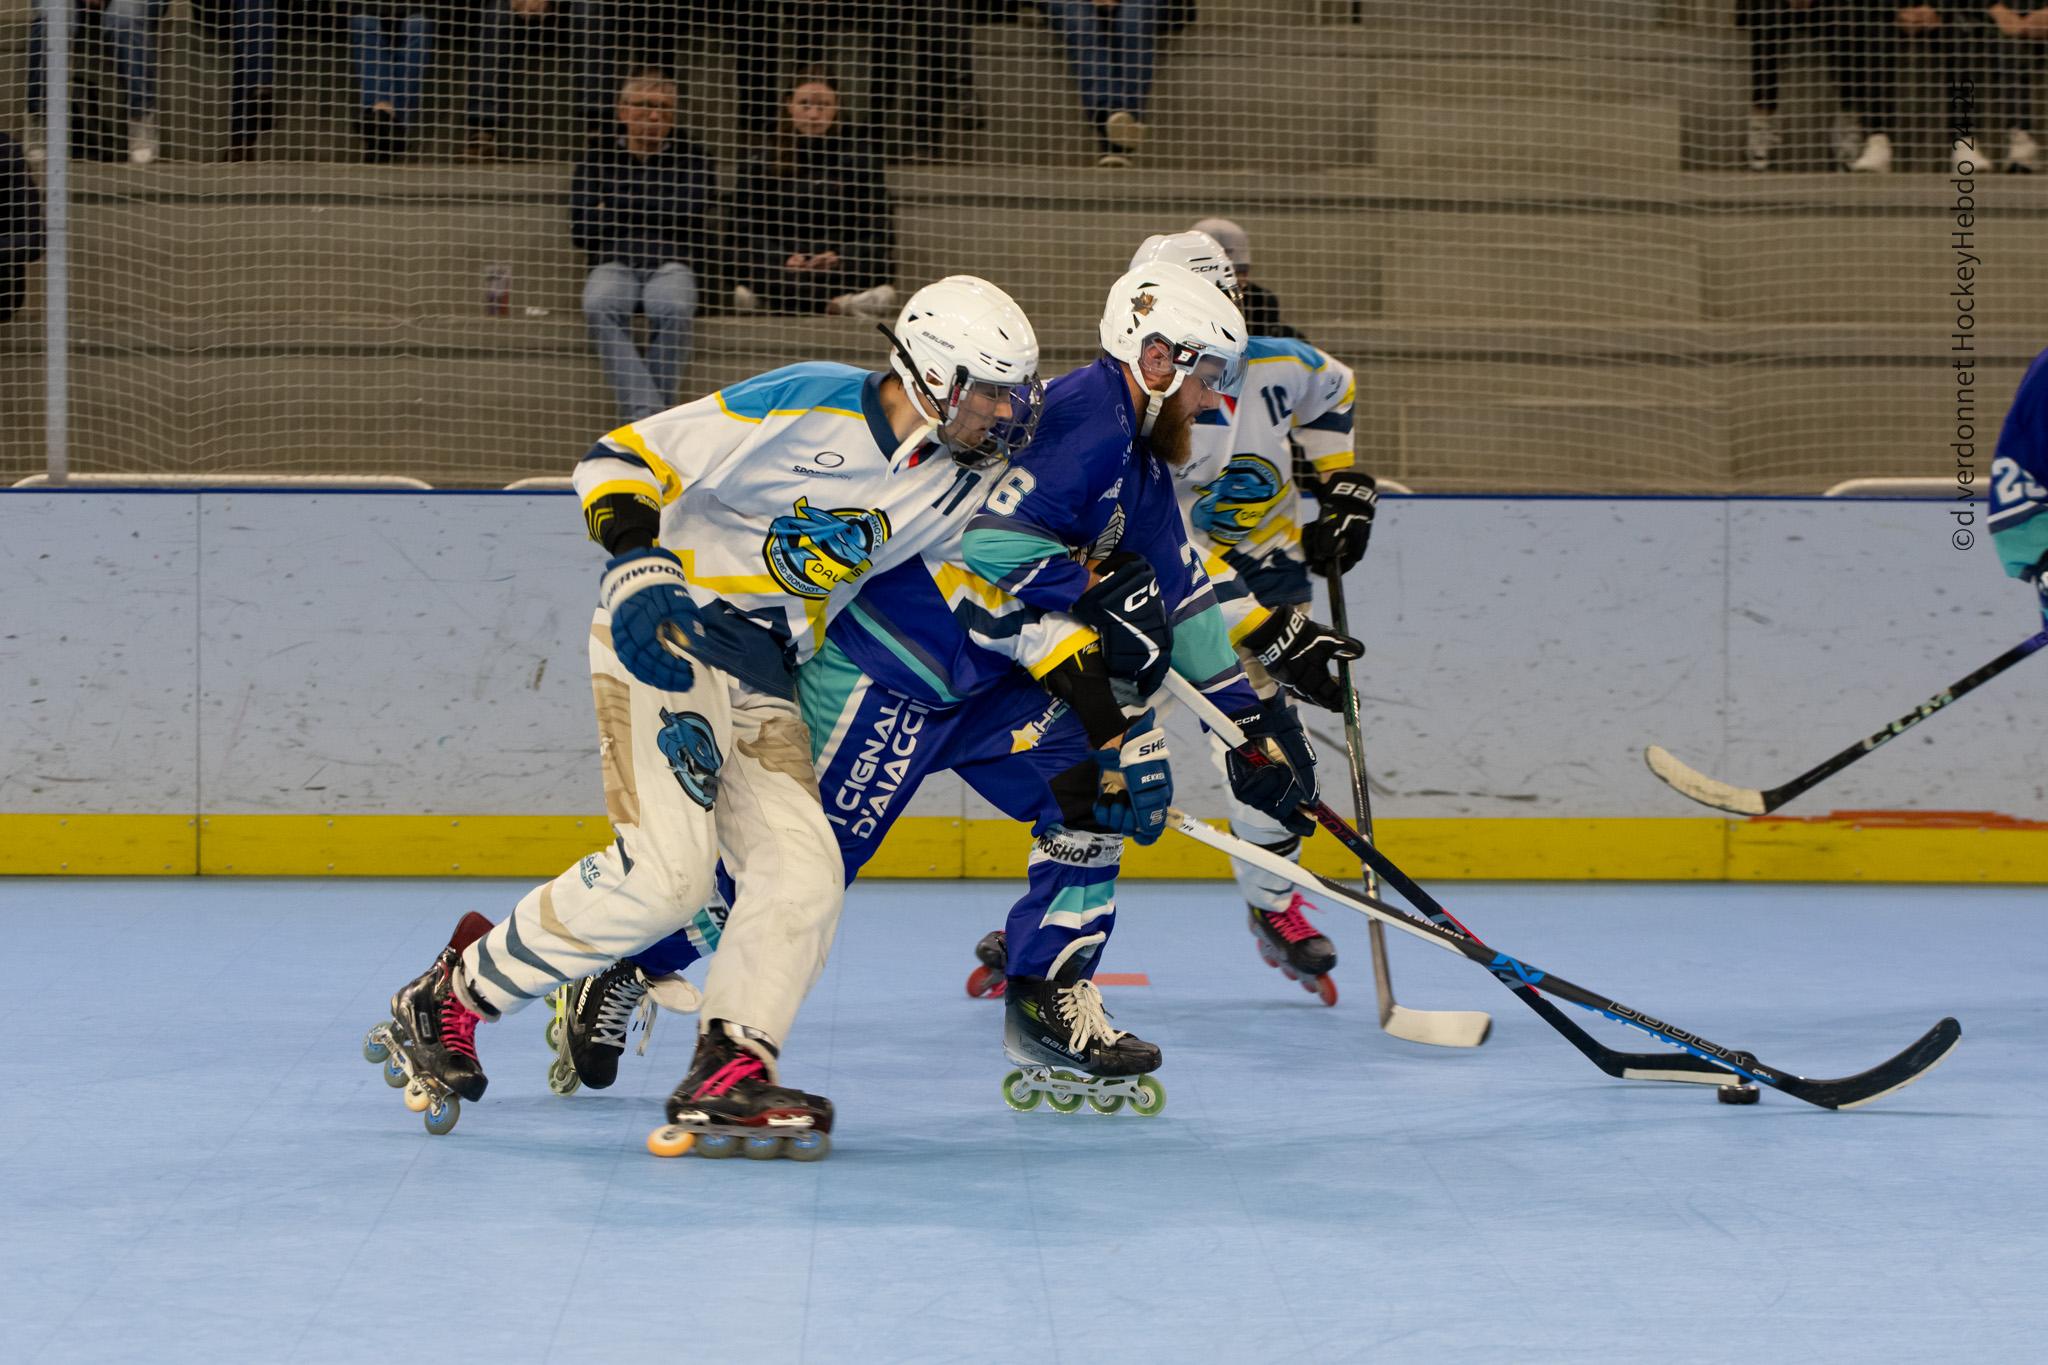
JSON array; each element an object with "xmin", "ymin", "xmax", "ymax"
[
  {"xmin": 1088, "ymin": 1093, "xmax": 1124, "ymax": 1114},
  {"xmin": 423, "ymin": 1097, "xmax": 460, "ymax": 1135},
  {"xmin": 696, "ymin": 1133, "xmax": 739, "ymax": 1159},
  {"xmin": 1000, "ymin": 1070, "xmax": 1040, "ymax": 1111},
  {"xmin": 742, "ymin": 1134, "xmax": 785, "ymax": 1160},
  {"xmin": 362, "ymin": 1033, "xmax": 390, "ymax": 1064},
  {"xmin": 1130, "ymin": 1076, "xmax": 1166, "ymax": 1117},
  {"xmin": 1045, "ymin": 1072, "xmax": 1084, "ymax": 1114},
  {"xmin": 786, "ymin": 1131, "xmax": 830, "ymax": 1162},
  {"xmin": 381, "ymin": 1057, "xmax": 408, "ymax": 1088},
  {"xmin": 545, "ymin": 1016, "xmax": 563, "ymax": 1051},
  {"xmin": 547, "ymin": 1057, "xmax": 581, "ymax": 1096}
]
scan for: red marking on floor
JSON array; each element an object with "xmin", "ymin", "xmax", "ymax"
[{"xmin": 1093, "ymin": 972, "xmax": 1150, "ymax": 987}]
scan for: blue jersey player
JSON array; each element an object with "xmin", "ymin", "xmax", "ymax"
[{"xmin": 1990, "ymin": 347, "xmax": 2048, "ymax": 631}]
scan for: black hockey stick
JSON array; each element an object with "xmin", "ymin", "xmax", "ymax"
[
  {"xmin": 1320, "ymin": 563, "xmax": 1491, "ymax": 1048},
  {"xmin": 1166, "ymin": 677, "xmax": 1961, "ymax": 1108},
  {"xmin": 1646, "ymin": 630, "xmax": 2048, "ymax": 815}
]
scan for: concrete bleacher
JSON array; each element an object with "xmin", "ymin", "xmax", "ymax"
[{"xmin": 4, "ymin": 2, "xmax": 2041, "ymax": 490}]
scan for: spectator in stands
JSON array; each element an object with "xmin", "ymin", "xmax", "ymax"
[
  {"xmin": 196, "ymin": 1, "xmax": 281, "ymax": 162},
  {"xmin": 570, "ymin": 69, "xmax": 714, "ymax": 423},
  {"xmin": 1192, "ymin": 217, "xmax": 1297, "ymax": 340},
  {"xmin": 25, "ymin": 0, "xmax": 170, "ymax": 165},
  {"xmin": 465, "ymin": 0, "xmax": 576, "ymax": 159},
  {"xmin": 1912, "ymin": 3, "xmax": 2047, "ymax": 173},
  {"xmin": 1737, "ymin": 1, "xmax": 1815, "ymax": 171},
  {"xmin": 728, "ymin": 74, "xmax": 899, "ymax": 318},
  {"xmin": 1824, "ymin": 0, "xmax": 1906, "ymax": 171},
  {"xmin": 348, "ymin": 3, "xmax": 435, "ymax": 164},
  {"xmin": 1, "ymin": 131, "xmax": 48, "ymax": 325},
  {"xmin": 1043, "ymin": 0, "xmax": 1162, "ymax": 168}
]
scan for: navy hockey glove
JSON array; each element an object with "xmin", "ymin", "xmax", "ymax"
[
  {"xmin": 1225, "ymin": 695, "xmax": 1319, "ymax": 838},
  {"xmin": 599, "ymin": 547, "xmax": 702, "ymax": 693},
  {"xmin": 1301, "ymin": 470, "xmax": 1378, "ymax": 576},
  {"xmin": 1241, "ymin": 608, "xmax": 1363, "ymax": 712},
  {"xmin": 1092, "ymin": 710, "xmax": 1173, "ymax": 845},
  {"xmin": 1073, "ymin": 550, "xmax": 1172, "ymax": 696}
]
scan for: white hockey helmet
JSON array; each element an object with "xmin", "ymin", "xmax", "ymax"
[
  {"xmin": 1099, "ymin": 260, "xmax": 1249, "ymax": 432},
  {"xmin": 885, "ymin": 275, "xmax": 1044, "ymax": 467},
  {"xmin": 1129, "ymin": 230, "xmax": 1242, "ymax": 306}
]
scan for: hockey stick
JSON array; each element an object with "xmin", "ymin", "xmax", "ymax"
[
  {"xmin": 1167, "ymin": 810, "xmax": 1960, "ymax": 1109},
  {"xmin": 1646, "ymin": 630, "xmax": 2048, "ymax": 815},
  {"xmin": 1319, "ymin": 566, "xmax": 1491, "ymax": 1048},
  {"xmin": 1165, "ymin": 676, "xmax": 1961, "ymax": 1107}
]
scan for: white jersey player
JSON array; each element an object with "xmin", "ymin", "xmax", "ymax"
[
  {"xmin": 1130, "ymin": 230, "xmax": 1374, "ymax": 1003},
  {"xmin": 362, "ymin": 277, "xmax": 1044, "ymax": 1155}
]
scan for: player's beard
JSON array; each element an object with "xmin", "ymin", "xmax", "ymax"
[{"xmin": 1148, "ymin": 391, "xmax": 1197, "ymax": 468}]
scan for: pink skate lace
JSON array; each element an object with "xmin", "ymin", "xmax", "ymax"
[
  {"xmin": 439, "ymin": 990, "xmax": 482, "ymax": 1063},
  {"xmin": 696, "ymin": 1056, "xmax": 764, "ymax": 1098},
  {"xmin": 1266, "ymin": 894, "xmax": 1321, "ymax": 944}
]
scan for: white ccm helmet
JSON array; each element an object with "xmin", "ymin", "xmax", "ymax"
[
  {"xmin": 885, "ymin": 275, "xmax": 1044, "ymax": 468},
  {"xmin": 1128, "ymin": 229, "xmax": 1242, "ymax": 306},
  {"xmin": 1099, "ymin": 259, "xmax": 1249, "ymax": 436}
]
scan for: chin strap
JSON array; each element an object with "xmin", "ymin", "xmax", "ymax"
[{"xmin": 1125, "ymin": 362, "xmax": 1185, "ymax": 437}]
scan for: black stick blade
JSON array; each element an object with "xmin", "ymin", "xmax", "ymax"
[{"xmin": 1771, "ymin": 1018, "xmax": 1962, "ymax": 1111}]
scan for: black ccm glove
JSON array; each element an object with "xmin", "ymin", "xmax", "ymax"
[
  {"xmin": 1301, "ymin": 469, "xmax": 1378, "ymax": 576},
  {"xmin": 1224, "ymin": 694, "xmax": 1320, "ymax": 838},
  {"xmin": 1240, "ymin": 607, "xmax": 1363, "ymax": 712},
  {"xmin": 1071, "ymin": 550, "xmax": 1172, "ymax": 696}
]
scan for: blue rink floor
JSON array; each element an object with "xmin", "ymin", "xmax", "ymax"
[{"xmin": 2, "ymin": 878, "xmax": 2042, "ymax": 1364}]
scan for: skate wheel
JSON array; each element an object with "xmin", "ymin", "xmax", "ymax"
[
  {"xmin": 1000, "ymin": 1070, "xmax": 1041, "ymax": 1112},
  {"xmin": 423, "ymin": 1096, "xmax": 460, "ymax": 1135},
  {"xmin": 1254, "ymin": 938, "xmax": 1282, "ymax": 970},
  {"xmin": 362, "ymin": 1034, "xmax": 390, "ymax": 1065},
  {"xmin": 966, "ymin": 964, "xmax": 1004, "ymax": 999},
  {"xmin": 696, "ymin": 1133, "xmax": 740, "ymax": 1159},
  {"xmin": 1045, "ymin": 1073, "xmax": 1084, "ymax": 1114},
  {"xmin": 742, "ymin": 1134, "xmax": 786, "ymax": 1160},
  {"xmin": 1312, "ymin": 974, "xmax": 1338, "ymax": 1008},
  {"xmin": 786, "ymin": 1131, "xmax": 830, "ymax": 1162},
  {"xmin": 1130, "ymin": 1076, "xmax": 1166, "ymax": 1117},
  {"xmin": 1087, "ymin": 1093, "xmax": 1124, "ymax": 1115},
  {"xmin": 1280, "ymin": 965, "xmax": 1301, "ymax": 982},
  {"xmin": 545, "ymin": 1016, "xmax": 563, "ymax": 1051},
  {"xmin": 403, "ymin": 1082, "xmax": 432, "ymax": 1113},
  {"xmin": 547, "ymin": 1057, "xmax": 581, "ymax": 1097},
  {"xmin": 381, "ymin": 1056, "xmax": 408, "ymax": 1088},
  {"xmin": 647, "ymin": 1124, "xmax": 697, "ymax": 1158}
]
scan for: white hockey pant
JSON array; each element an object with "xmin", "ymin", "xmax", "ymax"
[{"xmin": 461, "ymin": 609, "xmax": 842, "ymax": 1052}]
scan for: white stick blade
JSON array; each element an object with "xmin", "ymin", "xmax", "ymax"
[
  {"xmin": 1643, "ymin": 745, "xmax": 1767, "ymax": 816},
  {"xmin": 1383, "ymin": 1006, "xmax": 1493, "ymax": 1049}
]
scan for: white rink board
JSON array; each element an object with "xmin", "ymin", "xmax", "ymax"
[{"xmin": 1, "ymin": 491, "xmax": 2037, "ymax": 820}]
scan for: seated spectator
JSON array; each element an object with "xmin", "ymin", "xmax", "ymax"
[
  {"xmin": 569, "ymin": 69, "xmax": 713, "ymax": 423},
  {"xmin": 1042, "ymin": 0, "xmax": 1162, "ymax": 168},
  {"xmin": 1951, "ymin": 3, "xmax": 2045, "ymax": 172},
  {"xmin": 25, "ymin": 0, "xmax": 170, "ymax": 165},
  {"xmin": 2, "ymin": 131, "xmax": 48, "ymax": 324},
  {"xmin": 1737, "ymin": 1, "xmax": 1816, "ymax": 171},
  {"xmin": 728, "ymin": 74, "xmax": 899, "ymax": 319},
  {"xmin": 348, "ymin": 3, "xmax": 435, "ymax": 164},
  {"xmin": 195, "ymin": 0, "xmax": 281, "ymax": 162},
  {"xmin": 466, "ymin": 0, "xmax": 585, "ymax": 159},
  {"xmin": 1191, "ymin": 216, "xmax": 1296, "ymax": 339}
]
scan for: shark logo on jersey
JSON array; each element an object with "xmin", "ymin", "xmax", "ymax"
[
  {"xmin": 656, "ymin": 708, "xmax": 722, "ymax": 810},
  {"xmin": 1191, "ymin": 454, "xmax": 1284, "ymax": 545},
  {"xmin": 762, "ymin": 498, "xmax": 893, "ymax": 599}
]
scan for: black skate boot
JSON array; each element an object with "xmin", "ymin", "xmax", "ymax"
[
  {"xmin": 648, "ymin": 1020, "xmax": 834, "ymax": 1161},
  {"xmin": 548, "ymin": 960, "xmax": 703, "ymax": 1095},
  {"xmin": 1000, "ymin": 961, "xmax": 1165, "ymax": 1116},
  {"xmin": 965, "ymin": 928, "xmax": 1007, "ymax": 998},
  {"xmin": 363, "ymin": 911, "xmax": 497, "ymax": 1134},
  {"xmin": 1249, "ymin": 893, "xmax": 1339, "ymax": 1006}
]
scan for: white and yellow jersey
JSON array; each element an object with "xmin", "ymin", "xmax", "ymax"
[
  {"xmin": 1176, "ymin": 337, "xmax": 1356, "ymax": 637},
  {"xmin": 572, "ymin": 362, "xmax": 996, "ymax": 698}
]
